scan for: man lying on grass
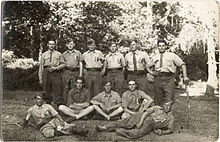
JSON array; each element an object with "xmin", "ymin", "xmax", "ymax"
[
  {"xmin": 22, "ymin": 94, "xmax": 89, "ymax": 138},
  {"xmin": 96, "ymin": 101, "xmax": 174, "ymax": 139}
]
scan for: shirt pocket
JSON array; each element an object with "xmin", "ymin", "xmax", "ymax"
[
  {"xmin": 44, "ymin": 56, "xmax": 51, "ymax": 63},
  {"xmin": 165, "ymin": 59, "xmax": 173, "ymax": 67},
  {"xmin": 52, "ymin": 56, "xmax": 60, "ymax": 65}
]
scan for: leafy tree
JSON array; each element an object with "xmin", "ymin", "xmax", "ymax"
[{"xmin": 2, "ymin": 1, "xmax": 51, "ymax": 59}]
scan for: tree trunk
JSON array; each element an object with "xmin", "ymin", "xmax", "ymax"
[{"xmin": 205, "ymin": 36, "xmax": 217, "ymax": 96}]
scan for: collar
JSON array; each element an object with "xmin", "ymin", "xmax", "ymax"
[
  {"xmin": 74, "ymin": 88, "xmax": 83, "ymax": 93},
  {"xmin": 66, "ymin": 49, "xmax": 76, "ymax": 54},
  {"xmin": 34, "ymin": 104, "xmax": 43, "ymax": 109},
  {"xmin": 128, "ymin": 90, "xmax": 138, "ymax": 95},
  {"xmin": 104, "ymin": 91, "xmax": 112, "ymax": 97},
  {"xmin": 87, "ymin": 50, "xmax": 96, "ymax": 54},
  {"xmin": 109, "ymin": 52, "xmax": 118, "ymax": 56}
]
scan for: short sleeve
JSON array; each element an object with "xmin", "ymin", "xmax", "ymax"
[
  {"xmin": 172, "ymin": 53, "xmax": 184, "ymax": 67},
  {"xmin": 120, "ymin": 54, "xmax": 126, "ymax": 67},
  {"xmin": 59, "ymin": 53, "xmax": 65, "ymax": 64},
  {"xmin": 67, "ymin": 89, "xmax": 74, "ymax": 106},
  {"xmin": 27, "ymin": 108, "xmax": 32, "ymax": 114},
  {"xmin": 139, "ymin": 90, "xmax": 153, "ymax": 102},
  {"xmin": 115, "ymin": 93, "xmax": 122, "ymax": 103},
  {"xmin": 47, "ymin": 104, "xmax": 58, "ymax": 117},
  {"xmin": 121, "ymin": 92, "xmax": 128, "ymax": 108},
  {"xmin": 78, "ymin": 51, "xmax": 83, "ymax": 62},
  {"xmin": 85, "ymin": 89, "xmax": 91, "ymax": 102},
  {"xmin": 91, "ymin": 93, "xmax": 102, "ymax": 102}
]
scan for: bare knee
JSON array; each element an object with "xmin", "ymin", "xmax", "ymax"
[{"xmin": 58, "ymin": 105, "xmax": 67, "ymax": 111}]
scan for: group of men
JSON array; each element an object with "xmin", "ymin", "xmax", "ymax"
[{"xmin": 23, "ymin": 37, "xmax": 189, "ymax": 139}]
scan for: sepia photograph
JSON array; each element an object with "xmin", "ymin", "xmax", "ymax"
[{"xmin": 1, "ymin": 0, "xmax": 219, "ymax": 141}]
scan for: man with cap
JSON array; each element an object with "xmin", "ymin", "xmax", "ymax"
[
  {"xmin": 62, "ymin": 39, "xmax": 83, "ymax": 104},
  {"xmin": 38, "ymin": 39, "xmax": 65, "ymax": 106},
  {"xmin": 151, "ymin": 39, "xmax": 189, "ymax": 106},
  {"xmin": 121, "ymin": 80, "xmax": 153, "ymax": 120},
  {"xmin": 125, "ymin": 39, "xmax": 154, "ymax": 95},
  {"xmin": 96, "ymin": 101, "xmax": 174, "ymax": 139},
  {"xmin": 58, "ymin": 77, "xmax": 94, "ymax": 120},
  {"xmin": 91, "ymin": 80, "xmax": 123, "ymax": 120},
  {"xmin": 22, "ymin": 94, "xmax": 76, "ymax": 138},
  {"xmin": 101, "ymin": 42, "xmax": 126, "ymax": 95},
  {"xmin": 82, "ymin": 38, "xmax": 104, "ymax": 97}
]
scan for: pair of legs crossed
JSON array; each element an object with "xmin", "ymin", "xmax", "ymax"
[
  {"xmin": 59, "ymin": 105, "xmax": 94, "ymax": 120},
  {"xmin": 93, "ymin": 105, "xmax": 123, "ymax": 120}
]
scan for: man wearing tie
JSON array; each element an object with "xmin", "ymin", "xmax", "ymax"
[
  {"xmin": 125, "ymin": 39, "xmax": 153, "ymax": 94},
  {"xmin": 39, "ymin": 40, "xmax": 65, "ymax": 106},
  {"xmin": 152, "ymin": 39, "xmax": 189, "ymax": 106}
]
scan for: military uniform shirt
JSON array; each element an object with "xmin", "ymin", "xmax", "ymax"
[
  {"xmin": 67, "ymin": 88, "xmax": 90, "ymax": 106},
  {"xmin": 82, "ymin": 50, "xmax": 104, "ymax": 68},
  {"xmin": 125, "ymin": 50, "xmax": 150, "ymax": 71},
  {"xmin": 145, "ymin": 105, "xmax": 174, "ymax": 131},
  {"xmin": 28, "ymin": 104, "xmax": 58, "ymax": 125},
  {"xmin": 152, "ymin": 51, "xmax": 184, "ymax": 73},
  {"xmin": 122, "ymin": 90, "xmax": 153, "ymax": 111},
  {"xmin": 105, "ymin": 52, "xmax": 126, "ymax": 69},
  {"xmin": 63, "ymin": 49, "xmax": 82, "ymax": 68},
  {"xmin": 92, "ymin": 91, "xmax": 121, "ymax": 109}
]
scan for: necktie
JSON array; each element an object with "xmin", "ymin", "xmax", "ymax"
[
  {"xmin": 133, "ymin": 52, "xmax": 137, "ymax": 71},
  {"xmin": 49, "ymin": 51, "xmax": 52, "ymax": 62},
  {"xmin": 160, "ymin": 53, "xmax": 163, "ymax": 68}
]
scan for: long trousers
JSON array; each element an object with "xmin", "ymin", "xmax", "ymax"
[
  {"xmin": 154, "ymin": 76, "xmax": 175, "ymax": 106},
  {"xmin": 106, "ymin": 70, "xmax": 125, "ymax": 96},
  {"xmin": 84, "ymin": 71, "xmax": 103, "ymax": 97},
  {"xmin": 62, "ymin": 70, "xmax": 79, "ymax": 104},
  {"xmin": 42, "ymin": 69, "xmax": 64, "ymax": 105}
]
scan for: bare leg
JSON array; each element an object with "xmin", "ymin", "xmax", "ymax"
[
  {"xmin": 109, "ymin": 106, "xmax": 123, "ymax": 118},
  {"xmin": 58, "ymin": 105, "xmax": 77, "ymax": 118},
  {"xmin": 77, "ymin": 106, "xmax": 94, "ymax": 119},
  {"xmin": 93, "ymin": 105, "xmax": 110, "ymax": 120}
]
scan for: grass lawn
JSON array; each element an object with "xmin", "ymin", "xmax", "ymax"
[{"xmin": 1, "ymin": 89, "xmax": 219, "ymax": 141}]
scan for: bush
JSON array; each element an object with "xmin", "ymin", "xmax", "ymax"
[{"xmin": 3, "ymin": 65, "xmax": 41, "ymax": 91}]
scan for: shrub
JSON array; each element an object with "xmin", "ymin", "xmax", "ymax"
[{"xmin": 3, "ymin": 65, "xmax": 41, "ymax": 91}]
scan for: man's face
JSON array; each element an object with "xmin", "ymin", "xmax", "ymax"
[
  {"xmin": 158, "ymin": 42, "xmax": 166, "ymax": 53},
  {"xmin": 76, "ymin": 79, "xmax": 83, "ymax": 90},
  {"xmin": 104, "ymin": 82, "xmax": 111, "ymax": 93},
  {"xmin": 88, "ymin": 43, "xmax": 96, "ymax": 51},
  {"xmin": 67, "ymin": 41, "xmax": 75, "ymax": 50},
  {"xmin": 35, "ymin": 96, "xmax": 43, "ymax": 107},
  {"xmin": 128, "ymin": 81, "xmax": 137, "ymax": 91},
  {"xmin": 110, "ymin": 44, "xmax": 117, "ymax": 53},
  {"xmin": 48, "ymin": 41, "xmax": 55, "ymax": 51},
  {"xmin": 130, "ymin": 41, "xmax": 138, "ymax": 52},
  {"xmin": 163, "ymin": 103, "xmax": 172, "ymax": 113}
]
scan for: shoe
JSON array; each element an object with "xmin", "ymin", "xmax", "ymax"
[{"xmin": 95, "ymin": 125, "xmax": 107, "ymax": 132}]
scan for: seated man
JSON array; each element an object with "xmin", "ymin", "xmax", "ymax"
[
  {"xmin": 58, "ymin": 77, "xmax": 94, "ymax": 120},
  {"xmin": 91, "ymin": 80, "xmax": 123, "ymax": 120},
  {"xmin": 96, "ymin": 101, "xmax": 174, "ymax": 139},
  {"xmin": 121, "ymin": 80, "xmax": 153, "ymax": 119},
  {"xmin": 22, "ymin": 94, "xmax": 76, "ymax": 138}
]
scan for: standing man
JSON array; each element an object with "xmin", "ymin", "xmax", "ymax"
[
  {"xmin": 58, "ymin": 77, "xmax": 94, "ymax": 120},
  {"xmin": 125, "ymin": 39, "xmax": 154, "ymax": 94},
  {"xmin": 82, "ymin": 38, "xmax": 104, "ymax": 97},
  {"xmin": 62, "ymin": 39, "xmax": 83, "ymax": 104},
  {"xmin": 121, "ymin": 80, "xmax": 153, "ymax": 120},
  {"xmin": 39, "ymin": 40, "xmax": 64, "ymax": 106},
  {"xmin": 152, "ymin": 39, "xmax": 189, "ymax": 106},
  {"xmin": 101, "ymin": 42, "xmax": 126, "ymax": 95},
  {"xmin": 91, "ymin": 80, "xmax": 123, "ymax": 120}
]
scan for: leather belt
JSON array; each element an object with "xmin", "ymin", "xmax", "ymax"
[
  {"xmin": 64, "ymin": 66, "xmax": 79, "ymax": 72},
  {"xmin": 157, "ymin": 72, "xmax": 173, "ymax": 77},
  {"xmin": 108, "ymin": 68, "xmax": 122, "ymax": 72},
  {"xmin": 127, "ymin": 70, "xmax": 146, "ymax": 76},
  {"xmin": 86, "ymin": 68, "xmax": 101, "ymax": 71}
]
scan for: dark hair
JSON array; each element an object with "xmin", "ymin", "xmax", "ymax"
[
  {"xmin": 157, "ymin": 39, "xmax": 167, "ymax": 45},
  {"xmin": 87, "ymin": 38, "xmax": 95, "ymax": 45},
  {"xmin": 34, "ymin": 93, "xmax": 44, "ymax": 99},
  {"xmin": 76, "ymin": 77, "xmax": 84, "ymax": 83},
  {"xmin": 66, "ymin": 38, "xmax": 75, "ymax": 44},
  {"xmin": 127, "ymin": 79, "xmax": 136, "ymax": 84},
  {"xmin": 103, "ymin": 79, "xmax": 112, "ymax": 86}
]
